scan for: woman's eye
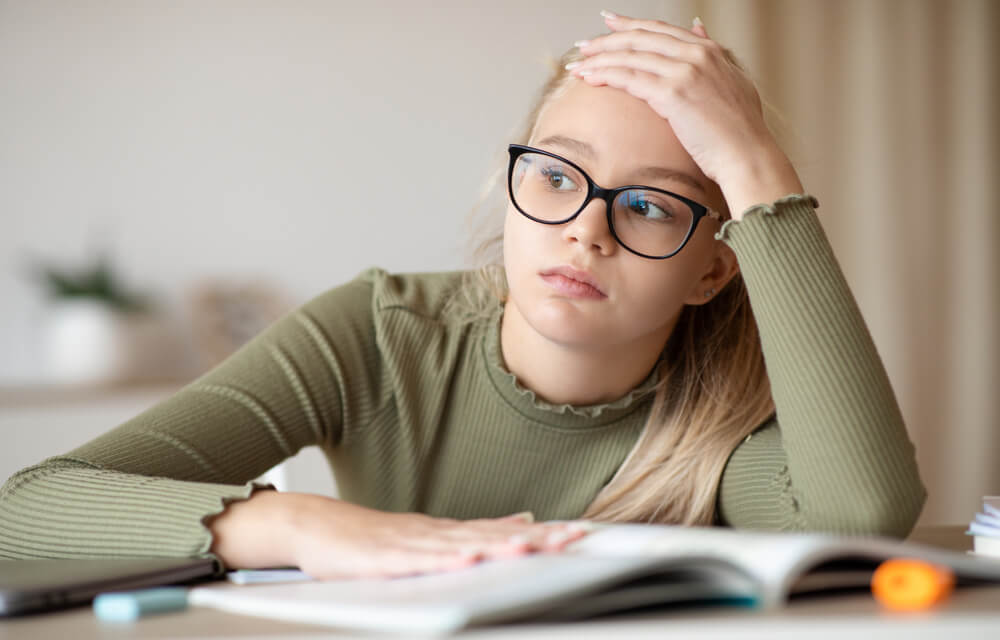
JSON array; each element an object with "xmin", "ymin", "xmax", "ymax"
[
  {"xmin": 627, "ymin": 196, "xmax": 674, "ymax": 220},
  {"xmin": 540, "ymin": 167, "xmax": 579, "ymax": 191}
]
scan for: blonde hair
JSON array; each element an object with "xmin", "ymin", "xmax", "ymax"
[{"xmin": 453, "ymin": 43, "xmax": 777, "ymax": 525}]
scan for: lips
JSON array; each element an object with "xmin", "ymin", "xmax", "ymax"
[{"xmin": 539, "ymin": 265, "xmax": 607, "ymax": 299}]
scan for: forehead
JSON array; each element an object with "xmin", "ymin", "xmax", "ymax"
[{"xmin": 529, "ymin": 80, "xmax": 701, "ymax": 180}]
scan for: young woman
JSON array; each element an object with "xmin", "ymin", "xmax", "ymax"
[{"xmin": 0, "ymin": 12, "xmax": 925, "ymax": 579}]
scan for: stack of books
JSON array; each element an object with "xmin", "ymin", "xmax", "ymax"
[{"xmin": 968, "ymin": 496, "xmax": 1000, "ymax": 558}]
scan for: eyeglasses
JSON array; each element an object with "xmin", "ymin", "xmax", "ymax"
[{"xmin": 507, "ymin": 144, "xmax": 722, "ymax": 259}]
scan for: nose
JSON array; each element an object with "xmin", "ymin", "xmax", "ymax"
[{"xmin": 561, "ymin": 198, "xmax": 615, "ymax": 256}]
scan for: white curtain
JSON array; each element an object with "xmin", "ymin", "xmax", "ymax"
[{"xmin": 683, "ymin": 0, "xmax": 999, "ymax": 525}]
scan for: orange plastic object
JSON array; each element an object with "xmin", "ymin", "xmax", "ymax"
[{"xmin": 871, "ymin": 558, "xmax": 955, "ymax": 611}]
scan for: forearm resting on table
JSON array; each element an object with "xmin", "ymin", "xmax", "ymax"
[{"xmin": 205, "ymin": 490, "xmax": 589, "ymax": 578}]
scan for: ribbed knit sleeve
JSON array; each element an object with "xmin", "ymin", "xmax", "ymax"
[
  {"xmin": 715, "ymin": 195, "xmax": 926, "ymax": 536},
  {"xmin": 0, "ymin": 272, "xmax": 381, "ymax": 560},
  {"xmin": 0, "ymin": 460, "xmax": 260, "ymax": 559}
]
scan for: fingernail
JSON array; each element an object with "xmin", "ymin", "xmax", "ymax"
[
  {"xmin": 547, "ymin": 530, "xmax": 570, "ymax": 545},
  {"xmin": 693, "ymin": 16, "xmax": 705, "ymax": 29},
  {"xmin": 508, "ymin": 534, "xmax": 529, "ymax": 546},
  {"xmin": 508, "ymin": 511, "xmax": 535, "ymax": 523},
  {"xmin": 564, "ymin": 62, "xmax": 580, "ymax": 71},
  {"xmin": 600, "ymin": 9, "xmax": 619, "ymax": 20},
  {"xmin": 567, "ymin": 521, "xmax": 597, "ymax": 533},
  {"xmin": 574, "ymin": 39, "xmax": 590, "ymax": 48}
]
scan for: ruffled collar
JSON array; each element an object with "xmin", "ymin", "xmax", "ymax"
[{"xmin": 480, "ymin": 306, "xmax": 659, "ymax": 430}]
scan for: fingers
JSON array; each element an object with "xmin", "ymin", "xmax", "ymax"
[
  {"xmin": 426, "ymin": 519, "xmax": 589, "ymax": 560},
  {"xmin": 351, "ymin": 548, "xmax": 485, "ymax": 580},
  {"xmin": 321, "ymin": 521, "xmax": 588, "ymax": 579},
  {"xmin": 571, "ymin": 59, "xmax": 671, "ymax": 102},
  {"xmin": 574, "ymin": 67, "xmax": 661, "ymax": 106},
  {"xmin": 692, "ymin": 16, "xmax": 709, "ymax": 39},
  {"xmin": 499, "ymin": 511, "xmax": 535, "ymax": 523},
  {"xmin": 381, "ymin": 514, "xmax": 576, "ymax": 547},
  {"xmin": 577, "ymin": 28, "xmax": 706, "ymax": 63},
  {"xmin": 570, "ymin": 49, "xmax": 698, "ymax": 85},
  {"xmin": 570, "ymin": 12, "xmax": 728, "ymax": 109},
  {"xmin": 404, "ymin": 516, "xmax": 586, "ymax": 556},
  {"xmin": 294, "ymin": 505, "xmax": 593, "ymax": 581},
  {"xmin": 575, "ymin": 12, "xmax": 722, "ymax": 84},
  {"xmin": 600, "ymin": 10, "xmax": 705, "ymax": 44}
]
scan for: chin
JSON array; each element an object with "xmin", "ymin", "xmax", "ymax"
[{"xmin": 521, "ymin": 297, "xmax": 612, "ymax": 348}]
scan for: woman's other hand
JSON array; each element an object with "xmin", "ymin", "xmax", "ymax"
[
  {"xmin": 208, "ymin": 490, "xmax": 589, "ymax": 579},
  {"xmin": 570, "ymin": 11, "xmax": 804, "ymax": 218}
]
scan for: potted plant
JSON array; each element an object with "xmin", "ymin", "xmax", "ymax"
[{"xmin": 32, "ymin": 254, "xmax": 176, "ymax": 384}]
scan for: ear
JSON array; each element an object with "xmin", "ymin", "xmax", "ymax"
[{"xmin": 683, "ymin": 242, "xmax": 740, "ymax": 306}]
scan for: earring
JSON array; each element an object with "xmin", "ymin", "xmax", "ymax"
[{"xmin": 704, "ymin": 288, "xmax": 716, "ymax": 299}]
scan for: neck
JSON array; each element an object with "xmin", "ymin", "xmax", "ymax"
[{"xmin": 499, "ymin": 302, "xmax": 675, "ymax": 406}]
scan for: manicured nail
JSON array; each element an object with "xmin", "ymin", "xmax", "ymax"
[
  {"xmin": 600, "ymin": 9, "xmax": 619, "ymax": 20},
  {"xmin": 508, "ymin": 534, "xmax": 529, "ymax": 546},
  {"xmin": 507, "ymin": 511, "xmax": 535, "ymax": 523},
  {"xmin": 574, "ymin": 39, "xmax": 590, "ymax": 48},
  {"xmin": 547, "ymin": 530, "xmax": 571, "ymax": 545},
  {"xmin": 693, "ymin": 16, "xmax": 705, "ymax": 29},
  {"xmin": 567, "ymin": 521, "xmax": 596, "ymax": 533},
  {"xmin": 564, "ymin": 61, "xmax": 580, "ymax": 70},
  {"xmin": 578, "ymin": 69, "xmax": 594, "ymax": 77}
]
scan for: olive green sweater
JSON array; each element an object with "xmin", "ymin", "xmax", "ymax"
[{"xmin": 0, "ymin": 195, "xmax": 926, "ymax": 561}]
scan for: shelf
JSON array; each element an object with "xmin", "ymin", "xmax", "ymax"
[{"xmin": 0, "ymin": 379, "xmax": 189, "ymax": 408}]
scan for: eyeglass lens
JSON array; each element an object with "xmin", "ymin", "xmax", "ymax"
[{"xmin": 510, "ymin": 152, "xmax": 695, "ymax": 258}]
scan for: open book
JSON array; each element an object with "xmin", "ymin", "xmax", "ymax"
[{"xmin": 188, "ymin": 523, "xmax": 1000, "ymax": 634}]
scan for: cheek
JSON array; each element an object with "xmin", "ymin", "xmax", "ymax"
[
  {"xmin": 503, "ymin": 207, "xmax": 546, "ymax": 273},
  {"xmin": 502, "ymin": 209, "xmax": 529, "ymax": 291},
  {"xmin": 625, "ymin": 263, "xmax": 687, "ymax": 313},
  {"xmin": 616, "ymin": 248, "xmax": 707, "ymax": 321},
  {"xmin": 502, "ymin": 208, "xmax": 519, "ymax": 259},
  {"xmin": 687, "ymin": 222, "xmax": 722, "ymax": 255}
]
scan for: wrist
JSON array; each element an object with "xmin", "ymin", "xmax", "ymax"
[
  {"xmin": 717, "ymin": 147, "xmax": 804, "ymax": 221},
  {"xmin": 208, "ymin": 489, "xmax": 304, "ymax": 569}
]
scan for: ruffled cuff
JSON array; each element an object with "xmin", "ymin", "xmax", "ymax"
[
  {"xmin": 715, "ymin": 194, "xmax": 820, "ymax": 242},
  {"xmin": 0, "ymin": 459, "xmax": 271, "ymax": 566}
]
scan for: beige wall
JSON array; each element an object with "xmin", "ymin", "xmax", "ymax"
[
  {"xmin": 3, "ymin": 1, "xmax": 996, "ymax": 524},
  {"xmin": 697, "ymin": 0, "xmax": 999, "ymax": 525}
]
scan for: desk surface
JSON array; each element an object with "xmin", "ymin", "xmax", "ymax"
[{"xmin": 3, "ymin": 526, "xmax": 998, "ymax": 640}]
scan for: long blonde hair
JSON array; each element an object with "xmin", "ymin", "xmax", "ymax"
[{"xmin": 453, "ymin": 43, "xmax": 777, "ymax": 526}]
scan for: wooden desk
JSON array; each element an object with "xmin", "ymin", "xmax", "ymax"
[{"xmin": 3, "ymin": 527, "xmax": 998, "ymax": 639}]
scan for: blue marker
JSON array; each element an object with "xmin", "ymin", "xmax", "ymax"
[{"xmin": 93, "ymin": 587, "xmax": 188, "ymax": 622}]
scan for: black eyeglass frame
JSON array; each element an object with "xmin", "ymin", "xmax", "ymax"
[{"xmin": 507, "ymin": 144, "xmax": 723, "ymax": 260}]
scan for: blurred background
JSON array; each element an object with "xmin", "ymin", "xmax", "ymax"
[{"xmin": 1, "ymin": 0, "xmax": 996, "ymax": 525}]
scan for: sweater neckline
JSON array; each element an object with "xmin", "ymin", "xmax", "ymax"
[{"xmin": 480, "ymin": 306, "xmax": 659, "ymax": 430}]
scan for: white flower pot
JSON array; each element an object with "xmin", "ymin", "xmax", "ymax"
[{"xmin": 42, "ymin": 300, "xmax": 176, "ymax": 385}]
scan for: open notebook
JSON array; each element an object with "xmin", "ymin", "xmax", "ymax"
[{"xmin": 188, "ymin": 523, "xmax": 1000, "ymax": 634}]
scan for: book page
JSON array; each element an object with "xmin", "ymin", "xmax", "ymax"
[
  {"xmin": 189, "ymin": 523, "xmax": 1000, "ymax": 633},
  {"xmin": 570, "ymin": 523, "xmax": 832, "ymax": 602},
  {"xmin": 191, "ymin": 553, "xmax": 706, "ymax": 633}
]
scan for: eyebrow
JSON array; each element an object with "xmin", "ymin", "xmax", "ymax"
[{"xmin": 534, "ymin": 134, "xmax": 708, "ymax": 195}]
